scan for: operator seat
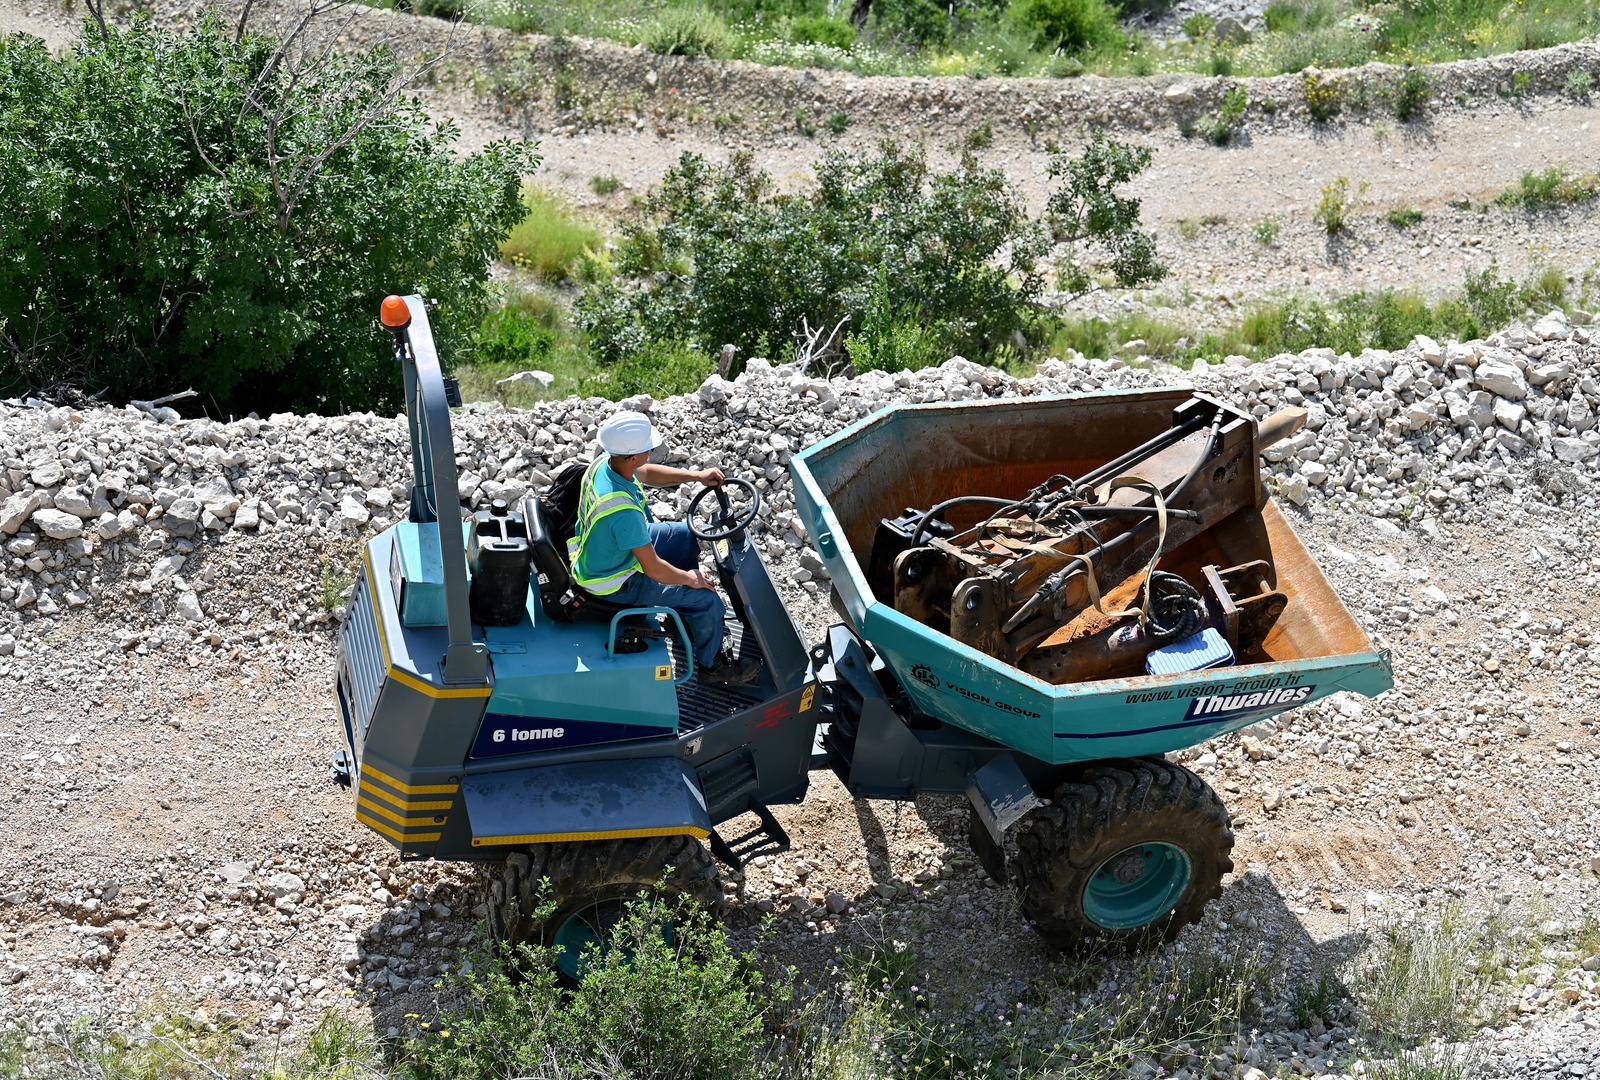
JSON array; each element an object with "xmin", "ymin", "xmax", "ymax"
[{"xmin": 522, "ymin": 496, "xmax": 634, "ymax": 624}]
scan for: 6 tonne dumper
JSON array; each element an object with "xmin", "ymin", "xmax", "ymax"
[{"xmin": 333, "ymin": 296, "xmax": 1393, "ymax": 974}]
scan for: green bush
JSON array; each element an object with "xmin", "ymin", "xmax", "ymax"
[
  {"xmin": 476, "ymin": 295, "xmax": 557, "ymax": 368},
  {"xmin": 846, "ymin": 277, "xmax": 949, "ymax": 372},
  {"xmin": 871, "ymin": 0, "xmax": 955, "ymax": 47},
  {"xmin": 1314, "ymin": 177, "xmax": 1364, "ymax": 235},
  {"xmin": 0, "ymin": 18, "xmax": 533, "ymax": 414},
  {"xmin": 1044, "ymin": 135, "xmax": 1165, "ymax": 298},
  {"xmin": 1495, "ymin": 166, "xmax": 1600, "ymax": 211},
  {"xmin": 1010, "ymin": 0, "xmax": 1122, "ymax": 54},
  {"xmin": 402, "ymin": 896, "xmax": 781, "ymax": 1080},
  {"xmin": 1393, "ymin": 66, "xmax": 1430, "ymax": 120},
  {"xmin": 1207, "ymin": 85, "xmax": 1248, "ymax": 145},
  {"xmin": 1304, "ymin": 69, "xmax": 1343, "ymax": 121},
  {"xmin": 644, "ymin": 7, "xmax": 736, "ymax": 57},
  {"xmin": 576, "ymin": 142, "xmax": 1060, "ymax": 370},
  {"xmin": 402, "ymin": 0, "xmax": 466, "ymax": 20},
  {"xmin": 500, "ymin": 185, "xmax": 602, "ymax": 281},
  {"xmin": 579, "ymin": 339, "xmax": 711, "ymax": 399},
  {"xmin": 788, "ymin": 13, "xmax": 856, "ymax": 48}
]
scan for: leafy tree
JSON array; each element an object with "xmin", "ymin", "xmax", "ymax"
[
  {"xmin": 576, "ymin": 135, "xmax": 1163, "ymax": 377},
  {"xmin": 1045, "ymin": 135, "xmax": 1165, "ymax": 299},
  {"xmin": 0, "ymin": 14, "xmax": 536, "ymax": 414},
  {"xmin": 577, "ymin": 141, "xmax": 1053, "ymax": 373}
]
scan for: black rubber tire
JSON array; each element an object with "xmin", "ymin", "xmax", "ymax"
[
  {"xmin": 1009, "ymin": 758, "xmax": 1234, "ymax": 953},
  {"xmin": 484, "ymin": 835, "xmax": 720, "ymax": 955}
]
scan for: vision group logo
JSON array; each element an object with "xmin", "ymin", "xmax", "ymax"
[{"xmin": 909, "ymin": 663, "xmax": 940, "ymax": 689}]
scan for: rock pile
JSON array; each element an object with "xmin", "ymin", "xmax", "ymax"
[{"xmin": 1, "ymin": 313, "xmax": 1596, "ymax": 643}]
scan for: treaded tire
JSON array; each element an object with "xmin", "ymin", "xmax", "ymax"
[
  {"xmin": 1010, "ymin": 757, "xmax": 1234, "ymax": 953},
  {"xmin": 484, "ymin": 835, "xmax": 720, "ymax": 958}
]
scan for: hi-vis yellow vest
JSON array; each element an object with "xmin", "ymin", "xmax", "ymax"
[{"xmin": 566, "ymin": 459, "xmax": 648, "ymax": 595}]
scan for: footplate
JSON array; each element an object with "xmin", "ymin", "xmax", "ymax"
[{"xmin": 709, "ymin": 803, "xmax": 791, "ymax": 868}]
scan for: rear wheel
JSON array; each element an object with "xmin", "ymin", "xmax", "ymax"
[
  {"xmin": 484, "ymin": 835, "xmax": 719, "ymax": 981},
  {"xmin": 1009, "ymin": 758, "xmax": 1233, "ymax": 952}
]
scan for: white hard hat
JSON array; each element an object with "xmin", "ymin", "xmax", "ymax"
[{"xmin": 597, "ymin": 410, "xmax": 664, "ymax": 456}]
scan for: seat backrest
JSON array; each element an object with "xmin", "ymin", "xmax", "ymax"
[{"xmin": 525, "ymin": 496, "xmax": 577, "ymax": 617}]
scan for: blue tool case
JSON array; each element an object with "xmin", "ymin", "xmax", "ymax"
[{"xmin": 1145, "ymin": 627, "xmax": 1235, "ymax": 676}]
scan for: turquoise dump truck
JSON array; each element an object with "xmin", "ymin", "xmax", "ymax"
[{"xmin": 334, "ymin": 297, "xmax": 1392, "ymax": 974}]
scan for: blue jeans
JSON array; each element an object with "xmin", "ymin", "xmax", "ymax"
[{"xmin": 608, "ymin": 521, "xmax": 725, "ymax": 668}]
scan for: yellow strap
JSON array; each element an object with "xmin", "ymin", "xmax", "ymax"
[
  {"xmin": 1104, "ymin": 475, "xmax": 1169, "ymax": 623},
  {"xmin": 1040, "ymin": 476, "xmax": 1169, "ymax": 623}
]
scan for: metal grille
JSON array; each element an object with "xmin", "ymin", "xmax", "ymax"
[
  {"xmin": 341, "ymin": 570, "xmax": 386, "ymax": 734},
  {"xmin": 670, "ymin": 622, "xmax": 767, "ymax": 731}
]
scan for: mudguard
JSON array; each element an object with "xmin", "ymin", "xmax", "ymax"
[{"xmin": 463, "ymin": 757, "xmax": 712, "ymax": 850}]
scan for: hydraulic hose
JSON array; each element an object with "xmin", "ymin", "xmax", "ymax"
[{"xmin": 911, "ymin": 496, "xmax": 1027, "ymax": 546}]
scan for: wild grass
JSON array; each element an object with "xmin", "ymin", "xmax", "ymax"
[
  {"xmin": 2, "ymin": 1010, "xmax": 379, "ymax": 1079},
  {"xmin": 365, "ymin": 0, "xmax": 1600, "ymax": 82},
  {"xmin": 1354, "ymin": 906, "xmax": 1490, "ymax": 1044},
  {"xmin": 1044, "ymin": 263, "xmax": 1570, "ymax": 368},
  {"xmin": 12, "ymin": 898, "xmax": 1600, "ymax": 1079},
  {"xmin": 499, "ymin": 185, "xmax": 603, "ymax": 283},
  {"xmin": 1495, "ymin": 166, "xmax": 1600, "ymax": 212},
  {"xmin": 320, "ymin": 561, "xmax": 356, "ymax": 612}
]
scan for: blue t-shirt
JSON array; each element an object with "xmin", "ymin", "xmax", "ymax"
[{"xmin": 578, "ymin": 463, "xmax": 652, "ymax": 582}]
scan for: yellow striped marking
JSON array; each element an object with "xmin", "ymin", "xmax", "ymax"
[
  {"xmin": 361, "ymin": 761, "xmax": 460, "ymax": 796},
  {"xmin": 471, "ymin": 825, "xmax": 710, "ymax": 847},
  {"xmin": 388, "ymin": 665, "xmax": 494, "ymax": 699},
  {"xmin": 357, "ymin": 794, "xmax": 448, "ymax": 828},
  {"xmin": 362, "ymin": 547, "xmax": 392, "ymax": 664},
  {"xmin": 358, "ymin": 778, "xmax": 452, "ymax": 813},
  {"xmin": 361, "ymin": 546, "xmax": 493, "ymax": 701},
  {"xmin": 357, "ymin": 810, "xmax": 442, "ymax": 845}
]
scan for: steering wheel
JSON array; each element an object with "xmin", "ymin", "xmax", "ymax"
[{"xmin": 687, "ymin": 477, "xmax": 762, "ymax": 543}]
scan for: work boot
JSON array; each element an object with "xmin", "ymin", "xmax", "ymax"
[{"xmin": 703, "ymin": 650, "xmax": 760, "ymax": 686}]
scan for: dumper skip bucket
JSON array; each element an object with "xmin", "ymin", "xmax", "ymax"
[{"xmin": 789, "ymin": 388, "xmax": 1393, "ymax": 765}]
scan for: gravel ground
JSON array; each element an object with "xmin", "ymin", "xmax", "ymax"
[{"xmin": 2, "ymin": 312, "xmax": 1599, "ymax": 1073}]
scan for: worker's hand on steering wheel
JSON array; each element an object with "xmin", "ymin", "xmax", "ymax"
[
  {"xmin": 695, "ymin": 467, "xmax": 725, "ymax": 488},
  {"xmin": 686, "ymin": 474, "xmax": 761, "ymax": 543}
]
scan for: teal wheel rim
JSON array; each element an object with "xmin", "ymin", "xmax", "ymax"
[
  {"xmin": 551, "ymin": 898, "xmax": 625, "ymax": 980},
  {"xmin": 1082, "ymin": 843, "xmax": 1192, "ymax": 931}
]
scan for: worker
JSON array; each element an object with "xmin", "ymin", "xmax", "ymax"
[{"xmin": 567, "ymin": 410, "xmax": 760, "ymax": 686}]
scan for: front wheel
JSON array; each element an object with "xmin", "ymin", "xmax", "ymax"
[
  {"xmin": 484, "ymin": 835, "xmax": 719, "ymax": 981},
  {"xmin": 1009, "ymin": 758, "xmax": 1234, "ymax": 952}
]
